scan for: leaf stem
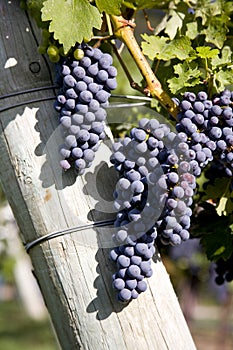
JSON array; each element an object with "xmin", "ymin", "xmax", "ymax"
[
  {"xmin": 105, "ymin": 14, "xmax": 144, "ymax": 94},
  {"xmin": 111, "ymin": 42, "xmax": 145, "ymax": 94},
  {"xmin": 110, "ymin": 15, "xmax": 178, "ymax": 119}
]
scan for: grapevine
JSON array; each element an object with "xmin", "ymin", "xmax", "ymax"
[{"xmin": 20, "ymin": 0, "xmax": 233, "ymax": 303}]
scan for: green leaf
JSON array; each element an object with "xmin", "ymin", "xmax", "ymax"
[
  {"xmin": 216, "ymin": 197, "xmax": 229, "ymax": 216},
  {"xmin": 195, "ymin": 0, "xmax": 222, "ymax": 25},
  {"xmin": 42, "ymin": 0, "xmax": 102, "ymax": 54},
  {"xmin": 201, "ymin": 229, "xmax": 233, "ymax": 261},
  {"xmin": 225, "ymin": 1, "xmax": 233, "ymax": 15},
  {"xmin": 196, "ymin": 46, "xmax": 220, "ymax": 59},
  {"xmin": 170, "ymin": 37, "xmax": 194, "ymax": 60},
  {"xmin": 26, "ymin": 0, "xmax": 50, "ymax": 28},
  {"xmin": 125, "ymin": 0, "xmax": 171, "ymax": 10},
  {"xmin": 141, "ymin": 35, "xmax": 168, "ymax": 60},
  {"xmin": 26, "ymin": 0, "xmax": 45, "ymax": 13},
  {"xmin": 215, "ymin": 69, "xmax": 233, "ymax": 92},
  {"xmin": 203, "ymin": 178, "xmax": 228, "ymax": 201},
  {"xmin": 185, "ymin": 22, "xmax": 198, "ymax": 40},
  {"xmin": 203, "ymin": 178, "xmax": 233, "ymax": 215},
  {"xmin": 211, "ymin": 46, "xmax": 232, "ymax": 68},
  {"xmin": 194, "ymin": 201, "xmax": 233, "ymax": 261},
  {"xmin": 164, "ymin": 9, "xmax": 185, "ymax": 40},
  {"xmin": 141, "ymin": 35, "xmax": 193, "ymax": 61},
  {"xmin": 167, "ymin": 62, "xmax": 202, "ymax": 94},
  {"xmin": 95, "ymin": 0, "xmax": 122, "ymax": 15},
  {"xmin": 226, "ymin": 198, "xmax": 233, "ymax": 216},
  {"xmin": 202, "ymin": 14, "xmax": 229, "ymax": 49}
]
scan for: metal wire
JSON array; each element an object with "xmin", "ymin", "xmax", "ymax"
[
  {"xmin": 24, "ymin": 219, "xmax": 115, "ymax": 253},
  {"xmin": 0, "ymin": 85, "xmax": 59, "ymax": 100},
  {"xmin": 0, "ymin": 96, "xmax": 56, "ymax": 113},
  {"xmin": 0, "ymin": 94, "xmax": 151, "ymax": 113}
]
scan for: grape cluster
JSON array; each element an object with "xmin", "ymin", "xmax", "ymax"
[
  {"xmin": 214, "ymin": 253, "xmax": 233, "ymax": 285},
  {"xmin": 109, "ymin": 118, "xmax": 196, "ymax": 301},
  {"xmin": 110, "ymin": 235, "xmax": 156, "ymax": 302},
  {"xmin": 54, "ymin": 44, "xmax": 117, "ymax": 175},
  {"xmin": 176, "ymin": 90, "xmax": 233, "ymax": 177}
]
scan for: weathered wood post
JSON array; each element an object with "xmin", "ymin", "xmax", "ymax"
[{"xmin": 0, "ymin": 2, "xmax": 197, "ymax": 349}]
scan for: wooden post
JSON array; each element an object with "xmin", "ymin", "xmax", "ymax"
[{"xmin": 0, "ymin": 2, "xmax": 197, "ymax": 349}]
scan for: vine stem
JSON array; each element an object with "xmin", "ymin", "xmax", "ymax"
[{"xmin": 110, "ymin": 15, "xmax": 178, "ymax": 119}]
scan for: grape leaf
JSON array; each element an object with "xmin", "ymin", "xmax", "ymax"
[
  {"xmin": 202, "ymin": 178, "xmax": 229, "ymax": 201},
  {"xmin": 203, "ymin": 178, "xmax": 233, "ymax": 215},
  {"xmin": 26, "ymin": 0, "xmax": 45, "ymax": 13},
  {"xmin": 196, "ymin": 46, "xmax": 219, "ymax": 59},
  {"xmin": 215, "ymin": 69, "xmax": 233, "ymax": 92},
  {"xmin": 216, "ymin": 197, "xmax": 229, "ymax": 216},
  {"xmin": 202, "ymin": 14, "xmax": 229, "ymax": 49},
  {"xmin": 95, "ymin": 0, "xmax": 122, "ymax": 15},
  {"xmin": 125, "ymin": 0, "xmax": 171, "ymax": 10},
  {"xmin": 225, "ymin": 198, "xmax": 233, "ymax": 215},
  {"xmin": 216, "ymin": 194, "xmax": 233, "ymax": 217},
  {"xmin": 141, "ymin": 35, "xmax": 167, "ymax": 60},
  {"xmin": 26, "ymin": 0, "xmax": 50, "ymax": 28},
  {"xmin": 194, "ymin": 201, "xmax": 233, "ymax": 261},
  {"xmin": 41, "ymin": 0, "xmax": 102, "ymax": 54},
  {"xmin": 168, "ymin": 37, "xmax": 194, "ymax": 60},
  {"xmin": 141, "ymin": 35, "xmax": 193, "ymax": 61},
  {"xmin": 164, "ymin": 9, "xmax": 185, "ymax": 40},
  {"xmin": 211, "ymin": 46, "xmax": 232, "ymax": 68},
  {"xmin": 201, "ymin": 229, "xmax": 233, "ymax": 261},
  {"xmin": 185, "ymin": 22, "xmax": 198, "ymax": 40},
  {"xmin": 167, "ymin": 62, "xmax": 202, "ymax": 94},
  {"xmin": 195, "ymin": 0, "xmax": 222, "ymax": 25}
]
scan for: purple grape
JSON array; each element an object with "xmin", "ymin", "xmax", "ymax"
[
  {"xmin": 95, "ymin": 90, "xmax": 111, "ymax": 103},
  {"xmin": 60, "ymin": 159, "xmax": 71, "ymax": 170},
  {"xmin": 63, "ymin": 74, "xmax": 76, "ymax": 87},
  {"xmin": 117, "ymin": 255, "xmax": 130, "ymax": 268},
  {"xmin": 105, "ymin": 78, "xmax": 117, "ymax": 90},
  {"xmin": 136, "ymin": 280, "xmax": 147, "ymax": 293},
  {"xmin": 180, "ymin": 100, "xmax": 191, "ymax": 110},
  {"xmin": 118, "ymin": 288, "xmax": 132, "ymax": 302},
  {"xmin": 60, "ymin": 64, "xmax": 71, "ymax": 76},
  {"xmin": 65, "ymin": 99, "xmax": 75, "ymax": 111},
  {"xmin": 97, "ymin": 70, "xmax": 108, "ymax": 82},
  {"xmin": 87, "ymin": 63, "xmax": 99, "ymax": 76},
  {"xmin": 127, "ymin": 265, "xmax": 141, "ymax": 278},
  {"xmin": 113, "ymin": 278, "xmax": 125, "ymax": 290},
  {"xmin": 75, "ymin": 81, "xmax": 87, "ymax": 92},
  {"xmin": 73, "ymin": 66, "xmax": 86, "ymax": 80},
  {"xmin": 60, "ymin": 116, "xmax": 71, "ymax": 128},
  {"xmin": 99, "ymin": 53, "xmax": 113, "ymax": 68},
  {"xmin": 79, "ymin": 56, "xmax": 92, "ymax": 68},
  {"xmin": 125, "ymin": 279, "xmax": 137, "ymax": 290},
  {"xmin": 79, "ymin": 90, "xmax": 93, "ymax": 103}
]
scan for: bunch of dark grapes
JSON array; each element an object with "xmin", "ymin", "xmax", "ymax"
[
  {"xmin": 54, "ymin": 44, "xmax": 117, "ymax": 175},
  {"xmin": 214, "ymin": 253, "xmax": 233, "ymax": 285},
  {"xmin": 176, "ymin": 89, "xmax": 233, "ymax": 290},
  {"xmin": 176, "ymin": 89, "xmax": 233, "ymax": 177},
  {"xmin": 109, "ymin": 118, "xmax": 196, "ymax": 302}
]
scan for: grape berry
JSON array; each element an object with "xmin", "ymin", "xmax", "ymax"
[{"xmin": 214, "ymin": 253, "xmax": 233, "ymax": 285}]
